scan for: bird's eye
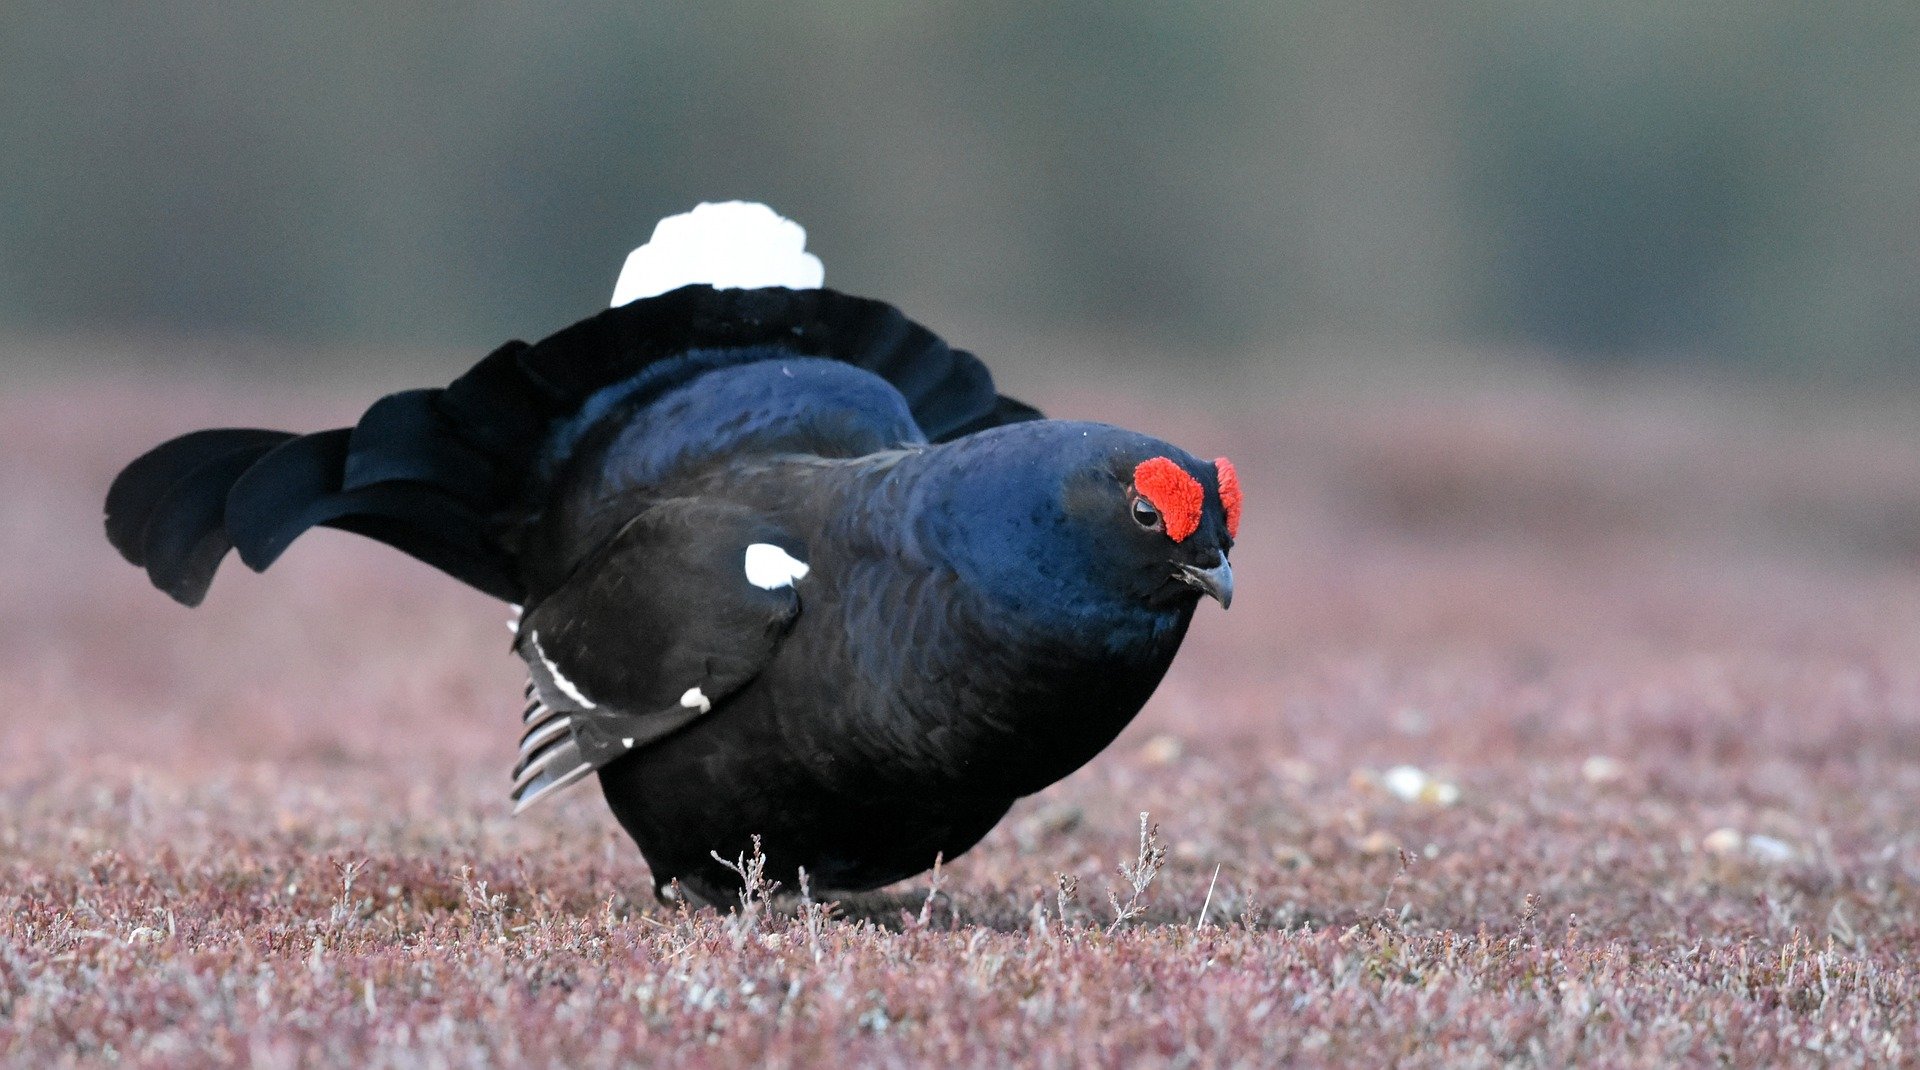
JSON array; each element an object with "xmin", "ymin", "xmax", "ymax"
[{"xmin": 1131, "ymin": 496, "xmax": 1162, "ymax": 531}]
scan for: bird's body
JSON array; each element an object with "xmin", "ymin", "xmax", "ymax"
[{"xmin": 105, "ymin": 204, "xmax": 1238, "ymax": 904}]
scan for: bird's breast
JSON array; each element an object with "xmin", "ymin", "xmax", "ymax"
[{"xmin": 768, "ymin": 565, "xmax": 1192, "ymax": 799}]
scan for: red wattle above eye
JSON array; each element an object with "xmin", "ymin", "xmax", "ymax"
[
  {"xmin": 1133, "ymin": 457, "xmax": 1204, "ymax": 543},
  {"xmin": 1214, "ymin": 457, "xmax": 1241, "ymax": 539}
]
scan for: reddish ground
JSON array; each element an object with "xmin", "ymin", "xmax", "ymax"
[{"xmin": 4, "ymin": 362, "xmax": 1919, "ymax": 1066}]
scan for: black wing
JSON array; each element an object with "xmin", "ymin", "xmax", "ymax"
[
  {"xmin": 509, "ymin": 497, "xmax": 805, "ymax": 810},
  {"xmin": 107, "ymin": 287, "xmax": 1038, "ymax": 606}
]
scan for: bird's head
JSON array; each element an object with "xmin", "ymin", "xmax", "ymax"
[
  {"xmin": 1118, "ymin": 452, "xmax": 1239, "ymax": 609},
  {"xmin": 914, "ymin": 422, "xmax": 1240, "ymax": 638}
]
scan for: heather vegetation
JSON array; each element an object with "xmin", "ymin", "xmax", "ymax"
[{"xmin": 5, "ymin": 366, "xmax": 1919, "ymax": 1065}]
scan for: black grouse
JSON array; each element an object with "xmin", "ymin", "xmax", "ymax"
[{"xmin": 104, "ymin": 202, "xmax": 1240, "ymax": 905}]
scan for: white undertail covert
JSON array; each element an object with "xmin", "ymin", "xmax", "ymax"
[{"xmin": 611, "ymin": 201, "xmax": 825, "ymax": 307}]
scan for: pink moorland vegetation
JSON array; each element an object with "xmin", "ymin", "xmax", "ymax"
[{"xmin": 3, "ymin": 360, "xmax": 1919, "ymax": 1066}]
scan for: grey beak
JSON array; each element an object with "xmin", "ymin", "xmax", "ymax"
[{"xmin": 1176, "ymin": 557, "xmax": 1234, "ymax": 609}]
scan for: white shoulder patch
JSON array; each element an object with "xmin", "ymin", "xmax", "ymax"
[
  {"xmin": 527, "ymin": 631, "xmax": 596, "ymax": 709},
  {"xmin": 743, "ymin": 543, "xmax": 810, "ymax": 590},
  {"xmin": 611, "ymin": 201, "xmax": 825, "ymax": 307}
]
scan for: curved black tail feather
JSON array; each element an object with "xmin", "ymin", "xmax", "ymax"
[{"xmin": 105, "ymin": 429, "xmax": 297, "ymax": 606}]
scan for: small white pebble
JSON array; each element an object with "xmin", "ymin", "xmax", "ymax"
[
  {"xmin": 1139, "ymin": 734, "xmax": 1184, "ymax": 766},
  {"xmin": 1382, "ymin": 765, "xmax": 1426, "ymax": 800},
  {"xmin": 1702, "ymin": 828, "xmax": 1744, "ymax": 856},
  {"xmin": 1703, "ymin": 828, "xmax": 1795, "ymax": 864},
  {"xmin": 679, "ymin": 686, "xmax": 712, "ymax": 713},
  {"xmin": 1581, "ymin": 755, "xmax": 1626, "ymax": 784},
  {"xmin": 1745, "ymin": 834, "xmax": 1795, "ymax": 864},
  {"xmin": 1381, "ymin": 765, "xmax": 1460, "ymax": 806},
  {"xmin": 621, "ymin": 737, "xmax": 634, "ymax": 748}
]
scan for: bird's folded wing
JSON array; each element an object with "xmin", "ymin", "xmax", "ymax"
[{"xmin": 508, "ymin": 499, "xmax": 805, "ymax": 811}]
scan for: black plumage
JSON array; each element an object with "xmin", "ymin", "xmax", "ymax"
[{"xmin": 106, "ymin": 282, "xmax": 1236, "ymax": 904}]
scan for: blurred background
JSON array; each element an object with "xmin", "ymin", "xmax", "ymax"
[{"xmin": 3, "ymin": 2, "xmax": 1917, "ymax": 382}]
